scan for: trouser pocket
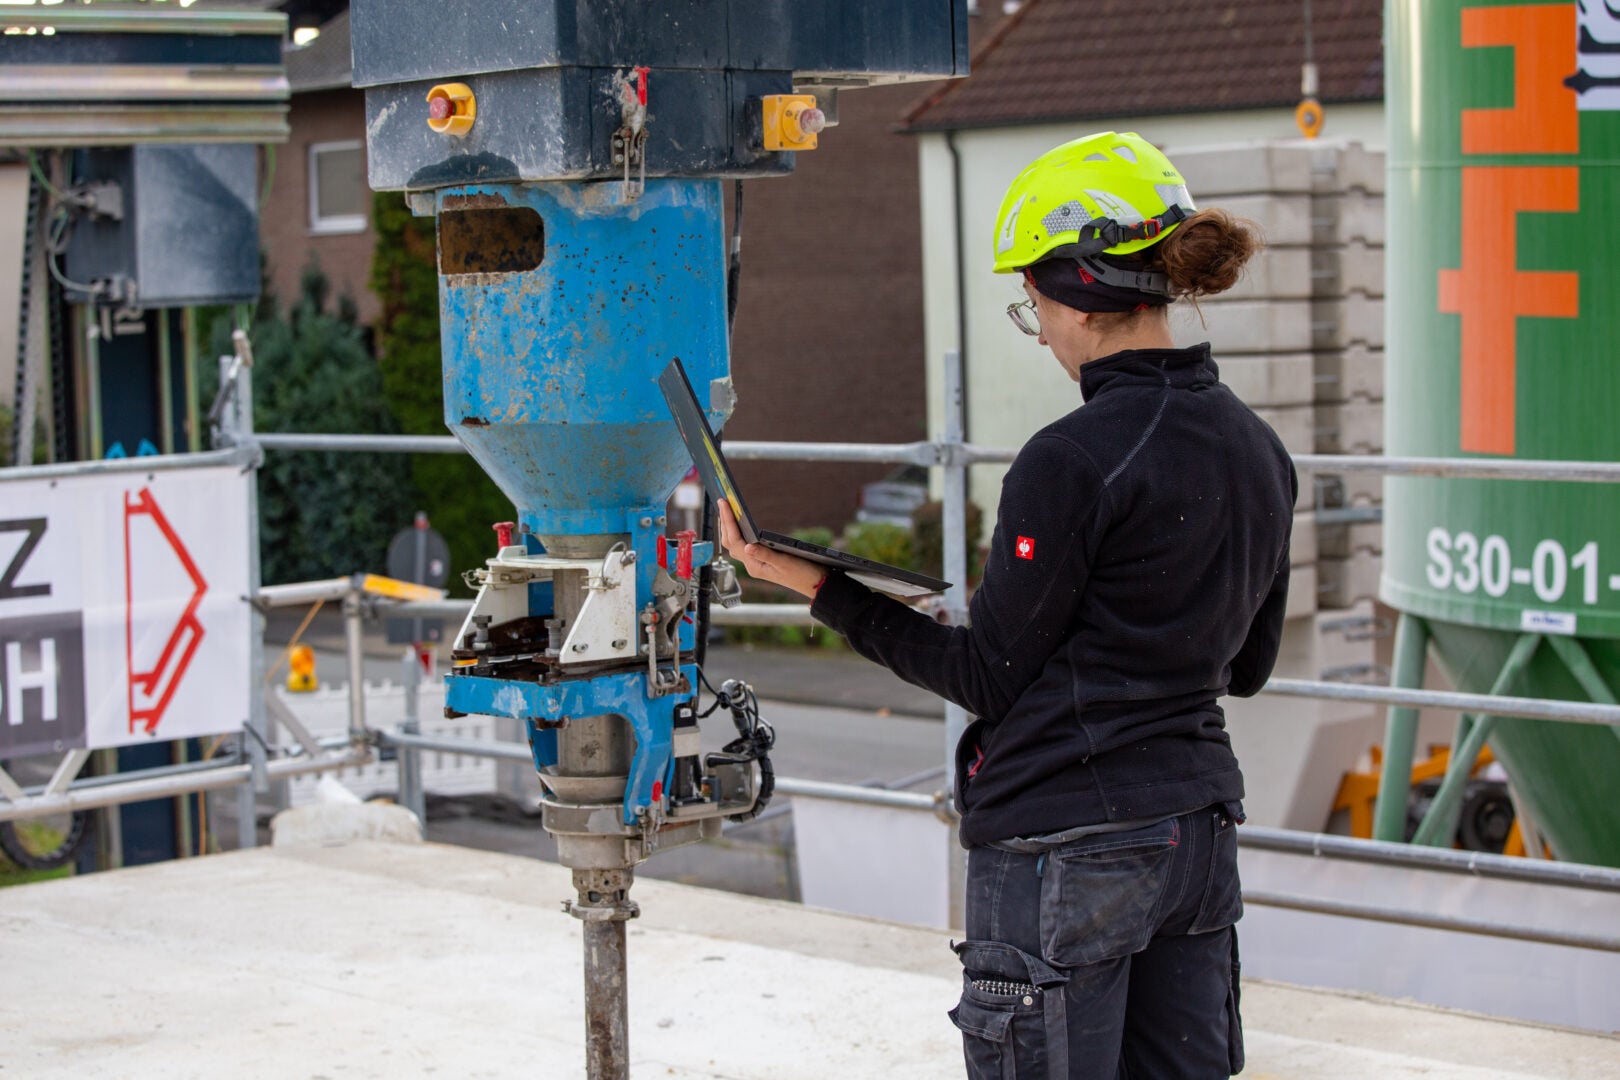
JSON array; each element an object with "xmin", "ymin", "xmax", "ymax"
[
  {"xmin": 950, "ymin": 939, "xmax": 1069, "ymax": 1080},
  {"xmin": 1038, "ymin": 818, "xmax": 1179, "ymax": 967},
  {"xmin": 1226, "ymin": 931, "xmax": 1245, "ymax": 1075}
]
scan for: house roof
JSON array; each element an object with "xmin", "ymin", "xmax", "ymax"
[
  {"xmin": 903, "ymin": 0, "xmax": 1383, "ymax": 132},
  {"xmin": 283, "ymin": 9, "xmax": 353, "ymax": 92}
]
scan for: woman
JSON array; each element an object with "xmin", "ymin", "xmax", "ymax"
[{"xmin": 720, "ymin": 131, "xmax": 1294, "ymax": 1079}]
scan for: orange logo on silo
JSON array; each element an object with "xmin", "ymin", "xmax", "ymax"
[{"xmin": 1438, "ymin": 4, "xmax": 1580, "ymax": 456}]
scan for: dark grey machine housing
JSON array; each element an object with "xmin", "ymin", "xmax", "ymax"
[
  {"xmin": 62, "ymin": 145, "xmax": 261, "ymax": 308},
  {"xmin": 351, "ymin": 0, "xmax": 968, "ymax": 190}
]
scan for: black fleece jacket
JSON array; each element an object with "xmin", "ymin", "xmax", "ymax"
[{"xmin": 811, "ymin": 344, "xmax": 1296, "ymax": 848}]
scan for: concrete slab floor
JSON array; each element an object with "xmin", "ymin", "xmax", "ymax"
[{"xmin": 2, "ymin": 841, "xmax": 1617, "ymax": 1079}]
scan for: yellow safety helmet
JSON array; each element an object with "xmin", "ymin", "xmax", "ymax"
[{"xmin": 991, "ymin": 131, "xmax": 1196, "ymax": 274}]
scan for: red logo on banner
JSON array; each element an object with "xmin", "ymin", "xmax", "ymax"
[
  {"xmin": 124, "ymin": 487, "xmax": 208, "ymax": 735},
  {"xmin": 1016, "ymin": 536, "xmax": 1035, "ymax": 560}
]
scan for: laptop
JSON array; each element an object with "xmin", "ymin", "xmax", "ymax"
[{"xmin": 659, "ymin": 359, "xmax": 951, "ymax": 598}]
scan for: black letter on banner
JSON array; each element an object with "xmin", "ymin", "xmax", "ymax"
[{"xmin": 0, "ymin": 519, "xmax": 50, "ymax": 601}]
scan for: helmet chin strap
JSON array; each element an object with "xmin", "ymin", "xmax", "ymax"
[
  {"xmin": 1074, "ymin": 256, "xmax": 1172, "ymax": 297},
  {"xmin": 1049, "ymin": 203, "xmax": 1193, "ymax": 264}
]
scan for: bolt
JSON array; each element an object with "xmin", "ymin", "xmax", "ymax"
[
  {"xmin": 620, "ymin": 550, "xmax": 637, "ymax": 565},
  {"xmin": 656, "ymin": 515, "xmax": 667, "ymax": 526},
  {"xmin": 429, "ymin": 96, "xmax": 454, "ymax": 122},
  {"xmin": 611, "ymin": 639, "xmax": 627, "ymax": 650},
  {"xmin": 639, "ymin": 516, "xmax": 654, "ymax": 528},
  {"xmin": 572, "ymin": 643, "xmax": 589, "ymax": 653}
]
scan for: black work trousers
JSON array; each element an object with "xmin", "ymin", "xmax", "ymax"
[{"xmin": 950, "ymin": 807, "xmax": 1245, "ymax": 1079}]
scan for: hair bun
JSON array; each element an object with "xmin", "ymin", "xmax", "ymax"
[{"xmin": 1158, "ymin": 209, "xmax": 1261, "ymax": 299}]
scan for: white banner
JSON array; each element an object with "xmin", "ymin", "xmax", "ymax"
[{"xmin": 0, "ymin": 464, "xmax": 252, "ymax": 755}]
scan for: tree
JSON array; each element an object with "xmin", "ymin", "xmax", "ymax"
[
  {"xmin": 370, "ymin": 191, "xmax": 513, "ymax": 592},
  {"xmin": 243, "ymin": 264, "xmax": 415, "ymax": 584}
]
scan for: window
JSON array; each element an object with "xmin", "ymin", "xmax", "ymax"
[{"xmin": 307, "ymin": 140, "xmax": 367, "ymax": 235}]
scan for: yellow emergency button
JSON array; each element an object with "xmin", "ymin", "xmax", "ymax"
[
  {"xmin": 426, "ymin": 82, "xmax": 477, "ymax": 137},
  {"xmin": 762, "ymin": 94, "xmax": 826, "ymax": 151}
]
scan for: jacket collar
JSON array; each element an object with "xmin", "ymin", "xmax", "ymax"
[{"xmin": 1079, "ymin": 342, "xmax": 1219, "ymax": 403}]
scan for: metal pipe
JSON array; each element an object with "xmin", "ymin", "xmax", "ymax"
[
  {"xmin": 398, "ymin": 653, "xmax": 426, "ymax": 836},
  {"xmin": 0, "ymin": 750, "xmax": 369, "ymax": 824},
  {"xmin": 379, "ymin": 598, "xmax": 475, "ymax": 620},
  {"xmin": 257, "ymin": 577, "xmax": 354, "ymax": 607},
  {"xmin": 156, "ymin": 312, "xmax": 175, "ymax": 455},
  {"xmin": 1372, "ymin": 613, "xmax": 1429, "ymax": 841},
  {"xmin": 255, "ymin": 432, "xmax": 467, "ymax": 454},
  {"xmin": 237, "ymin": 354, "xmax": 264, "ymax": 851},
  {"xmin": 16, "ymin": 751, "xmax": 242, "ymax": 797},
  {"xmin": 1291, "ymin": 453, "xmax": 1620, "ymax": 483},
  {"xmin": 721, "ymin": 440, "xmax": 939, "ymax": 465},
  {"xmin": 381, "ymin": 729, "xmax": 537, "ymax": 764},
  {"xmin": 772, "ymin": 775, "xmax": 946, "ymax": 812},
  {"xmin": 0, "ymin": 445, "xmax": 254, "ymax": 482},
  {"xmin": 1261, "ymin": 677, "xmax": 1620, "ymax": 726},
  {"xmin": 582, "ymin": 921, "xmax": 629, "ymax": 1079},
  {"xmin": 1313, "ymin": 506, "xmax": 1383, "ymax": 525},
  {"xmin": 343, "ymin": 594, "xmax": 367, "ymax": 739},
  {"xmin": 941, "ymin": 348, "xmax": 971, "ymax": 791},
  {"xmin": 1242, "ymin": 888, "xmax": 1620, "ymax": 954},
  {"xmin": 1238, "ymin": 825, "xmax": 1620, "ymax": 892},
  {"xmin": 708, "ymin": 603, "xmax": 817, "ymax": 627},
  {"xmin": 940, "ymin": 348, "xmax": 971, "ymax": 930},
  {"xmin": 247, "ymin": 429, "xmax": 1620, "ymax": 484}
]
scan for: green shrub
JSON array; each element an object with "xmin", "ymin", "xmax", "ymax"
[
  {"xmin": 236, "ymin": 265, "xmax": 417, "ymax": 584},
  {"xmin": 840, "ymin": 521, "xmax": 914, "ymax": 572},
  {"xmin": 911, "ymin": 499, "xmax": 986, "ymax": 584},
  {"xmin": 370, "ymin": 191, "xmax": 513, "ymax": 592},
  {"xmin": 792, "ymin": 526, "xmax": 836, "ymax": 551}
]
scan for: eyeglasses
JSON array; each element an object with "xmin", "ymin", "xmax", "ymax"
[{"xmin": 1006, "ymin": 298, "xmax": 1041, "ymax": 337}]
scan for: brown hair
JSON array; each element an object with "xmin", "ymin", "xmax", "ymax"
[{"xmin": 1153, "ymin": 208, "xmax": 1262, "ymax": 299}]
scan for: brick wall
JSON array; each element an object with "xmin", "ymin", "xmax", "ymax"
[
  {"xmin": 723, "ymin": 82, "xmax": 932, "ymax": 534},
  {"xmin": 260, "ymin": 89, "xmax": 379, "ymax": 326}
]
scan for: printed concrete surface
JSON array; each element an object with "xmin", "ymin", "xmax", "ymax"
[{"xmin": 2, "ymin": 841, "xmax": 1617, "ymax": 1079}]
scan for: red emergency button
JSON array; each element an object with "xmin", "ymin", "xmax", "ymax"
[{"xmin": 426, "ymin": 82, "xmax": 476, "ymax": 137}]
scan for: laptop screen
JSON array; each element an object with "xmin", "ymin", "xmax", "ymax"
[{"xmin": 658, "ymin": 359, "xmax": 759, "ymax": 542}]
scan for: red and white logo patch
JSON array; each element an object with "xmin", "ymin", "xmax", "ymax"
[{"xmin": 1015, "ymin": 536, "xmax": 1035, "ymax": 560}]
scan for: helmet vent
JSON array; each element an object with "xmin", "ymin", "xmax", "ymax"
[
  {"xmin": 1154, "ymin": 183, "xmax": 1194, "ymax": 213},
  {"xmin": 1083, "ymin": 152, "xmax": 1108, "ymax": 162},
  {"xmin": 1041, "ymin": 201, "xmax": 1093, "ymax": 236},
  {"xmin": 1113, "ymin": 145, "xmax": 1138, "ymax": 163}
]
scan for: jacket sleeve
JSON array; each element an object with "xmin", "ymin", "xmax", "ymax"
[
  {"xmin": 1227, "ymin": 459, "xmax": 1298, "ymax": 698},
  {"xmin": 810, "ymin": 435, "xmax": 1106, "ymax": 722},
  {"xmin": 1226, "ymin": 544, "xmax": 1290, "ymax": 698}
]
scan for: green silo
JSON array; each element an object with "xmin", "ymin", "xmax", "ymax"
[{"xmin": 1381, "ymin": 0, "xmax": 1620, "ymax": 864}]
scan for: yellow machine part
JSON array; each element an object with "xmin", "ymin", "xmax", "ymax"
[{"xmin": 1333, "ymin": 743, "xmax": 1540, "ymax": 857}]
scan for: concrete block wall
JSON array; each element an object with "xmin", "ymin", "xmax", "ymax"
[
  {"xmin": 1166, "ymin": 139, "xmax": 1390, "ymax": 826},
  {"xmin": 1171, "ymin": 139, "xmax": 1387, "ymax": 628}
]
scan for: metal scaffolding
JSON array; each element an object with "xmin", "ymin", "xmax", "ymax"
[{"xmin": 5, "ymin": 350, "xmax": 1620, "ymax": 954}]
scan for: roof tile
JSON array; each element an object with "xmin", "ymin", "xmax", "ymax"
[{"xmin": 904, "ymin": 0, "xmax": 1382, "ymax": 131}]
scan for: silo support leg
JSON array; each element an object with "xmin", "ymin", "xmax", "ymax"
[
  {"xmin": 1545, "ymin": 635, "xmax": 1619, "ymax": 707},
  {"xmin": 1410, "ymin": 633, "xmax": 1541, "ymax": 848},
  {"xmin": 1372, "ymin": 613, "xmax": 1430, "ymax": 842}
]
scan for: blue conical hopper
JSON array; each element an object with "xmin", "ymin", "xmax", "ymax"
[{"xmin": 435, "ymin": 179, "xmax": 731, "ymax": 548}]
